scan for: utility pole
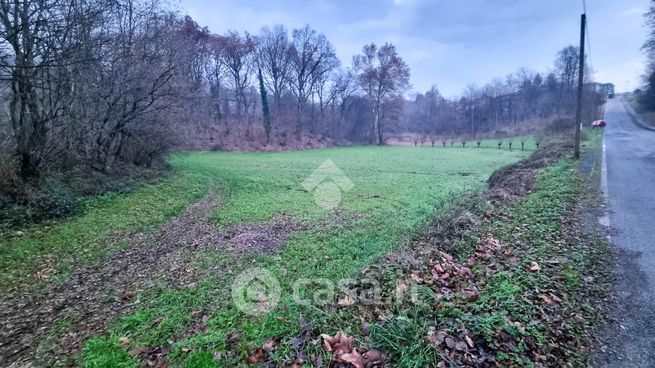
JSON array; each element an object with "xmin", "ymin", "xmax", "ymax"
[{"xmin": 574, "ymin": 13, "xmax": 586, "ymax": 159}]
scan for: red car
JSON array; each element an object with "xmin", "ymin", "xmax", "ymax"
[{"xmin": 591, "ymin": 120, "xmax": 607, "ymax": 128}]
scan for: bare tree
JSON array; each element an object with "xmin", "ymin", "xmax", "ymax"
[
  {"xmin": 0, "ymin": 0, "xmax": 188, "ymax": 176},
  {"xmin": 554, "ymin": 45, "xmax": 580, "ymax": 114},
  {"xmin": 0, "ymin": 0, "xmax": 102, "ymax": 178},
  {"xmin": 353, "ymin": 43, "xmax": 410, "ymax": 145},
  {"xmin": 220, "ymin": 31, "xmax": 256, "ymax": 119},
  {"xmin": 256, "ymin": 25, "xmax": 293, "ymax": 110},
  {"xmin": 289, "ymin": 25, "xmax": 338, "ymax": 136},
  {"xmin": 205, "ymin": 34, "xmax": 227, "ymax": 124},
  {"xmin": 86, "ymin": 3, "xmax": 181, "ymax": 170}
]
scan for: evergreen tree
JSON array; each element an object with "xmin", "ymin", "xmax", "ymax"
[{"xmin": 258, "ymin": 67, "xmax": 272, "ymax": 141}]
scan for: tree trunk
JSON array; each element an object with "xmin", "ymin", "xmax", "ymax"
[
  {"xmin": 11, "ymin": 68, "xmax": 46, "ymax": 180},
  {"xmin": 372, "ymin": 108, "xmax": 381, "ymax": 145}
]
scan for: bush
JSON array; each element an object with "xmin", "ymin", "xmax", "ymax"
[
  {"xmin": 547, "ymin": 118, "xmax": 574, "ymax": 133},
  {"xmin": 31, "ymin": 178, "xmax": 81, "ymax": 219},
  {"xmin": 65, "ymin": 165, "xmax": 168, "ymax": 196},
  {"xmin": 638, "ymin": 71, "xmax": 655, "ymax": 110},
  {"xmin": 0, "ymin": 177, "xmax": 81, "ymax": 229}
]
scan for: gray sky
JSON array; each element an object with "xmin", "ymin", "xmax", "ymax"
[{"xmin": 178, "ymin": 0, "xmax": 650, "ymax": 97}]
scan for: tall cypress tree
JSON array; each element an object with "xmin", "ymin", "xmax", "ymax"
[{"xmin": 258, "ymin": 67, "xmax": 272, "ymax": 142}]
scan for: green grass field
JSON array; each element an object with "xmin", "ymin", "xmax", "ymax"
[{"xmin": 0, "ymin": 143, "xmax": 534, "ymax": 367}]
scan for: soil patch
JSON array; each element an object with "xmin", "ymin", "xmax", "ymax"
[
  {"xmin": 225, "ymin": 216, "xmax": 312, "ymax": 253},
  {"xmin": 488, "ymin": 139, "xmax": 571, "ymax": 199}
]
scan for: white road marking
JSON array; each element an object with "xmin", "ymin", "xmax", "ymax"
[{"xmin": 600, "ymin": 135, "xmax": 611, "ymax": 240}]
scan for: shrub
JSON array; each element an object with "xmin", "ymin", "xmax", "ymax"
[
  {"xmin": 30, "ymin": 178, "xmax": 81, "ymax": 219},
  {"xmin": 0, "ymin": 177, "xmax": 81, "ymax": 229},
  {"xmin": 547, "ymin": 118, "xmax": 574, "ymax": 133}
]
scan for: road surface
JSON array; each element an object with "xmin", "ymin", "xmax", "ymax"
[{"xmin": 593, "ymin": 97, "xmax": 655, "ymax": 367}]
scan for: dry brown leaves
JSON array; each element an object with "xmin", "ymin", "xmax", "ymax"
[
  {"xmin": 127, "ymin": 346, "xmax": 171, "ymax": 368},
  {"xmin": 408, "ymin": 236, "xmax": 504, "ymax": 304},
  {"xmin": 319, "ymin": 331, "xmax": 384, "ymax": 368},
  {"xmin": 245, "ymin": 338, "xmax": 285, "ymax": 364},
  {"xmin": 426, "ymin": 326, "xmax": 495, "ymax": 366}
]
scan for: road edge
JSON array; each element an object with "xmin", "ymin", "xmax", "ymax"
[
  {"xmin": 620, "ymin": 96, "xmax": 655, "ymax": 132},
  {"xmin": 599, "ymin": 134, "xmax": 611, "ymax": 237}
]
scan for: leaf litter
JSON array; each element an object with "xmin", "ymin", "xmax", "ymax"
[{"xmin": 0, "ymin": 194, "xmax": 324, "ymax": 366}]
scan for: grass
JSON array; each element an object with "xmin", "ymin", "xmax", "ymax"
[
  {"xmin": 83, "ymin": 144, "xmax": 532, "ymax": 367},
  {"xmin": 625, "ymin": 93, "xmax": 655, "ymax": 128},
  {"xmin": 361, "ymin": 159, "xmax": 592, "ymax": 367},
  {"xmin": 0, "ymin": 170, "xmax": 216, "ymax": 288},
  {"xmin": 1, "ymin": 142, "xmax": 536, "ymax": 367},
  {"xmin": 356, "ymin": 133, "xmax": 610, "ymax": 367}
]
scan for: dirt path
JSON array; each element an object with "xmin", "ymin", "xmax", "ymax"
[
  {"xmin": 0, "ymin": 194, "xmax": 317, "ymax": 367},
  {"xmin": 0, "ymin": 196, "xmax": 224, "ymax": 366}
]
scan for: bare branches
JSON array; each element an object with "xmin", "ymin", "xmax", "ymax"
[
  {"xmin": 353, "ymin": 43, "xmax": 410, "ymax": 144},
  {"xmin": 256, "ymin": 25, "xmax": 292, "ymax": 109},
  {"xmin": 289, "ymin": 25, "xmax": 338, "ymax": 134}
]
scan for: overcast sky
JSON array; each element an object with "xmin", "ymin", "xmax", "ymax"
[{"xmin": 178, "ymin": 0, "xmax": 650, "ymax": 97}]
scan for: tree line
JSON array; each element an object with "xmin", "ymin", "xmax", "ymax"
[
  {"xmin": 639, "ymin": 0, "xmax": 655, "ymax": 109},
  {"xmin": 1, "ymin": 0, "xmax": 605, "ymax": 186},
  {"xmin": 403, "ymin": 46, "xmax": 604, "ymax": 142}
]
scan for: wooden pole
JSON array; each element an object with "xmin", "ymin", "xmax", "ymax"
[{"xmin": 574, "ymin": 13, "xmax": 586, "ymax": 159}]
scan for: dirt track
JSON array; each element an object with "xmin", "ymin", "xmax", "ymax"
[{"xmin": 0, "ymin": 195, "xmax": 316, "ymax": 367}]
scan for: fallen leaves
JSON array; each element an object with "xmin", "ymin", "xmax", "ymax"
[
  {"xmin": 320, "ymin": 331, "xmax": 384, "ymax": 368},
  {"xmin": 127, "ymin": 346, "xmax": 170, "ymax": 368},
  {"xmin": 150, "ymin": 317, "xmax": 164, "ymax": 327},
  {"xmin": 35, "ymin": 266, "xmax": 54, "ymax": 281},
  {"xmin": 245, "ymin": 339, "xmax": 278, "ymax": 364},
  {"xmin": 120, "ymin": 291, "xmax": 136, "ymax": 302},
  {"xmin": 337, "ymin": 294, "xmax": 356, "ymax": 307},
  {"xmin": 262, "ymin": 339, "xmax": 278, "ymax": 352},
  {"xmin": 245, "ymin": 348, "xmax": 266, "ymax": 364},
  {"xmin": 427, "ymin": 327, "xmax": 485, "ymax": 364},
  {"xmin": 118, "ymin": 336, "xmax": 131, "ymax": 349},
  {"xmin": 476, "ymin": 236, "xmax": 502, "ymax": 257}
]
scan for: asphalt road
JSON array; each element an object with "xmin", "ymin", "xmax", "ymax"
[
  {"xmin": 593, "ymin": 97, "xmax": 655, "ymax": 367},
  {"xmin": 605, "ymin": 98, "xmax": 655, "ymax": 275}
]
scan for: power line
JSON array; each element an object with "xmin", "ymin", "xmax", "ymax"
[
  {"xmin": 586, "ymin": 21, "xmax": 595, "ymax": 82},
  {"xmin": 582, "ymin": 0, "xmax": 595, "ymax": 82},
  {"xmin": 585, "ymin": 21, "xmax": 595, "ymax": 81}
]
